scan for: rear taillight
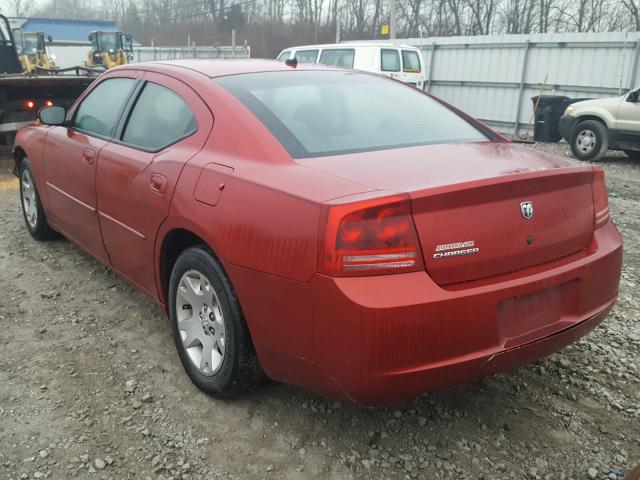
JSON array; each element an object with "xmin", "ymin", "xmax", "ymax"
[
  {"xmin": 592, "ymin": 167, "xmax": 610, "ymax": 229},
  {"xmin": 24, "ymin": 99, "xmax": 36, "ymax": 110},
  {"xmin": 319, "ymin": 194, "xmax": 424, "ymax": 276}
]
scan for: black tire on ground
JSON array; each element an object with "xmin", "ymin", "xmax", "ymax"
[
  {"xmin": 624, "ymin": 149, "xmax": 640, "ymax": 160},
  {"xmin": 18, "ymin": 158, "xmax": 58, "ymax": 240},
  {"xmin": 168, "ymin": 246, "xmax": 262, "ymax": 397},
  {"xmin": 569, "ymin": 119, "xmax": 609, "ymax": 161}
]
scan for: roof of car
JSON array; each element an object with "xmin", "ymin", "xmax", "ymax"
[
  {"xmin": 282, "ymin": 42, "xmax": 420, "ymax": 50},
  {"xmin": 125, "ymin": 59, "xmax": 338, "ymax": 79}
]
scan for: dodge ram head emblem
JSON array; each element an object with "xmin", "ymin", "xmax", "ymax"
[{"xmin": 520, "ymin": 201, "xmax": 533, "ymax": 220}]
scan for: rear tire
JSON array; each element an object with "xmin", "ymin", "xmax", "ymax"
[
  {"xmin": 18, "ymin": 159, "xmax": 57, "ymax": 240},
  {"xmin": 570, "ymin": 120, "xmax": 608, "ymax": 161},
  {"xmin": 168, "ymin": 247, "xmax": 262, "ymax": 397},
  {"xmin": 624, "ymin": 149, "xmax": 640, "ymax": 160}
]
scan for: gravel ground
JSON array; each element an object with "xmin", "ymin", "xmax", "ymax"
[{"xmin": 0, "ymin": 143, "xmax": 638, "ymax": 480}]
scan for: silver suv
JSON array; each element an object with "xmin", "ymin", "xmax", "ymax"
[{"xmin": 559, "ymin": 90, "xmax": 640, "ymax": 161}]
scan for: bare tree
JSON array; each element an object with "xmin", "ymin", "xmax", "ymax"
[
  {"xmin": 464, "ymin": 0, "xmax": 498, "ymax": 34},
  {"xmin": 44, "ymin": 0, "xmax": 636, "ymax": 58},
  {"xmin": 34, "ymin": 0, "xmax": 96, "ymax": 19},
  {"xmin": 7, "ymin": 0, "xmax": 31, "ymax": 16},
  {"xmin": 622, "ymin": 0, "xmax": 640, "ymax": 30}
]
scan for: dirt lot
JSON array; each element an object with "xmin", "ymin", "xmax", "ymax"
[{"xmin": 0, "ymin": 144, "xmax": 638, "ymax": 480}]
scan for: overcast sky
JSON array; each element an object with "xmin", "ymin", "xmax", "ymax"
[{"xmin": 0, "ymin": 0, "xmax": 38, "ymax": 17}]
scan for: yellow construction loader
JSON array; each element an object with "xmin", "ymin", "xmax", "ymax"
[
  {"xmin": 12, "ymin": 29, "xmax": 56, "ymax": 74},
  {"xmin": 85, "ymin": 31, "xmax": 133, "ymax": 69}
]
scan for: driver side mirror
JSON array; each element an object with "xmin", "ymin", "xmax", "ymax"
[
  {"xmin": 38, "ymin": 106, "xmax": 67, "ymax": 126},
  {"xmin": 627, "ymin": 91, "xmax": 639, "ymax": 102}
]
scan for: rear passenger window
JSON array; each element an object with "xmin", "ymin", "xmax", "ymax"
[
  {"xmin": 121, "ymin": 82, "xmax": 197, "ymax": 151},
  {"xmin": 381, "ymin": 49, "xmax": 400, "ymax": 72},
  {"xmin": 74, "ymin": 77, "xmax": 136, "ymax": 137},
  {"xmin": 402, "ymin": 50, "xmax": 421, "ymax": 73},
  {"xmin": 319, "ymin": 49, "xmax": 355, "ymax": 68},
  {"xmin": 294, "ymin": 49, "xmax": 318, "ymax": 63}
]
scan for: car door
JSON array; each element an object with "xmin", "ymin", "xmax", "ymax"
[
  {"xmin": 44, "ymin": 75, "xmax": 138, "ymax": 263},
  {"xmin": 380, "ymin": 47, "xmax": 401, "ymax": 81},
  {"xmin": 615, "ymin": 90, "xmax": 640, "ymax": 139},
  {"xmin": 400, "ymin": 49, "xmax": 424, "ymax": 88},
  {"xmin": 96, "ymin": 72, "xmax": 214, "ymax": 297}
]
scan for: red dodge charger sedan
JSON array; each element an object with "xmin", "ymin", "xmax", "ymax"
[{"xmin": 12, "ymin": 60, "xmax": 622, "ymax": 405}]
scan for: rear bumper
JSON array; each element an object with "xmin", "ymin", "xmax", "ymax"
[
  {"xmin": 228, "ymin": 221, "xmax": 622, "ymax": 405},
  {"xmin": 559, "ymin": 115, "xmax": 576, "ymax": 141}
]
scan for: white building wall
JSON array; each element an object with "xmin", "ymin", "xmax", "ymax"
[{"xmin": 48, "ymin": 44, "xmax": 89, "ymax": 68}]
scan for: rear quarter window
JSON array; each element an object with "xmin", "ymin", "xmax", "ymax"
[{"xmin": 381, "ymin": 49, "xmax": 401, "ymax": 72}]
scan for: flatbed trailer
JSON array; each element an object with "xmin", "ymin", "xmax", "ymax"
[
  {"xmin": 0, "ymin": 16, "xmax": 100, "ymax": 148},
  {"xmin": 0, "ymin": 73, "xmax": 97, "ymax": 146}
]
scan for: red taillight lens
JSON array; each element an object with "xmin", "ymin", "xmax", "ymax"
[
  {"xmin": 24, "ymin": 99, "xmax": 36, "ymax": 110},
  {"xmin": 592, "ymin": 167, "xmax": 610, "ymax": 229},
  {"xmin": 319, "ymin": 194, "xmax": 424, "ymax": 276},
  {"xmin": 44, "ymin": 100, "xmax": 54, "ymax": 107}
]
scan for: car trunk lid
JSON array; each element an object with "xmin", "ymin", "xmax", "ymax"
[
  {"xmin": 298, "ymin": 142, "xmax": 595, "ymax": 284},
  {"xmin": 410, "ymin": 167, "xmax": 594, "ymax": 285}
]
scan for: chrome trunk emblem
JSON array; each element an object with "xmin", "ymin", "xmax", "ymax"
[{"xmin": 520, "ymin": 201, "xmax": 533, "ymax": 220}]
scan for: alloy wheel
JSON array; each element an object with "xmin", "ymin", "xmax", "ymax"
[
  {"xmin": 175, "ymin": 270, "xmax": 226, "ymax": 376},
  {"xmin": 21, "ymin": 169, "xmax": 38, "ymax": 229}
]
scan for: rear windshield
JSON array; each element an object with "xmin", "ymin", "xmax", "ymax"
[
  {"xmin": 276, "ymin": 50, "xmax": 291, "ymax": 61},
  {"xmin": 216, "ymin": 71, "xmax": 487, "ymax": 158},
  {"xmin": 319, "ymin": 48, "xmax": 355, "ymax": 68}
]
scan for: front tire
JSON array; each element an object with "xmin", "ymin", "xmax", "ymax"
[
  {"xmin": 570, "ymin": 120, "xmax": 608, "ymax": 161},
  {"xmin": 168, "ymin": 247, "xmax": 262, "ymax": 397},
  {"xmin": 19, "ymin": 159, "xmax": 57, "ymax": 240}
]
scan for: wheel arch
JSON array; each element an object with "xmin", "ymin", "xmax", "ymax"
[
  {"xmin": 158, "ymin": 228, "xmax": 212, "ymax": 306},
  {"xmin": 573, "ymin": 113, "xmax": 610, "ymax": 131},
  {"xmin": 575, "ymin": 115, "xmax": 609, "ymax": 128},
  {"xmin": 12, "ymin": 145, "xmax": 27, "ymax": 176}
]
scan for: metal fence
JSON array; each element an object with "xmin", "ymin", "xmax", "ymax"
[
  {"xmin": 399, "ymin": 32, "xmax": 640, "ymax": 136},
  {"xmin": 133, "ymin": 46, "xmax": 250, "ymax": 62},
  {"xmin": 48, "ymin": 44, "xmax": 251, "ymax": 69}
]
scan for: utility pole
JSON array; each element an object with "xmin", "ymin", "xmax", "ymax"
[
  {"xmin": 389, "ymin": 0, "xmax": 397, "ymax": 40},
  {"xmin": 335, "ymin": 10, "xmax": 341, "ymax": 43}
]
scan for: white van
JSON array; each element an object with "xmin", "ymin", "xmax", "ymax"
[{"xmin": 276, "ymin": 42, "xmax": 426, "ymax": 89}]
